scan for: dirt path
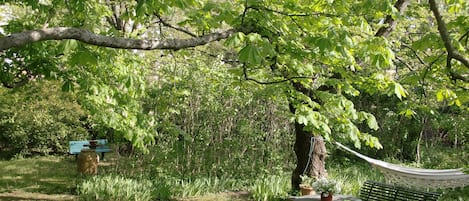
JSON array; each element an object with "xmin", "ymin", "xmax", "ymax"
[{"xmin": 0, "ymin": 190, "xmax": 75, "ymax": 201}]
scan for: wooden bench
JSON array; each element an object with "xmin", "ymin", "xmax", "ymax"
[
  {"xmin": 360, "ymin": 180, "xmax": 442, "ymax": 201},
  {"xmin": 69, "ymin": 139, "xmax": 112, "ymax": 160}
]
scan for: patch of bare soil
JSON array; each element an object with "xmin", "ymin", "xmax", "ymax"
[
  {"xmin": 0, "ymin": 190, "xmax": 75, "ymax": 201},
  {"xmin": 176, "ymin": 190, "xmax": 251, "ymax": 201}
]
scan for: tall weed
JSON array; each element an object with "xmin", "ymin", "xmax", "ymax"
[
  {"xmin": 250, "ymin": 174, "xmax": 289, "ymax": 201},
  {"xmin": 173, "ymin": 176, "xmax": 245, "ymax": 198},
  {"xmin": 77, "ymin": 175, "xmax": 160, "ymax": 201}
]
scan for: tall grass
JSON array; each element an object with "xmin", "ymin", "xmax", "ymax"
[
  {"xmin": 327, "ymin": 160, "xmax": 384, "ymax": 196},
  {"xmin": 250, "ymin": 174, "xmax": 290, "ymax": 201},
  {"xmin": 77, "ymin": 175, "xmax": 161, "ymax": 201},
  {"xmin": 174, "ymin": 177, "xmax": 241, "ymax": 198}
]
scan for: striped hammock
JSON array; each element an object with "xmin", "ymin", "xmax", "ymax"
[{"xmin": 335, "ymin": 142, "xmax": 469, "ymax": 190}]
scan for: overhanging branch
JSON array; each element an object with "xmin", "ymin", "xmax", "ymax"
[
  {"xmin": 429, "ymin": 0, "xmax": 469, "ymax": 70},
  {"xmin": 0, "ymin": 27, "xmax": 240, "ymax": 51},
  {"xmin": 155, "ymin": 13, "xmax": 198, "ymax": 37}
]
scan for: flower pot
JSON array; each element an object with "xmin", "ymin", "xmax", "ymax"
[
  {"xmin": 320, "ymin": 192, "xmax": 333, "ymax": 201},
  {"xmin": 299, "ymin": 185, "xmax": 315, "ymax": 195}
]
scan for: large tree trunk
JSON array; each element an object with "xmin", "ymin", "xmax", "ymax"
[{"xmin": 290, "ymin": 116, "xmax": 328, "ymax": 190}]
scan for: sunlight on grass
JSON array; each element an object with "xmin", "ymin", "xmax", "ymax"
[{"xmin": 0, "ymin": 156, "xmax": 77, "ymax": 195}]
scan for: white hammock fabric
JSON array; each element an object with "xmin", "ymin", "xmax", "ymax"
[{"xmin": 335, "ymin": 142, "xmax": 469, "ymax": 190}]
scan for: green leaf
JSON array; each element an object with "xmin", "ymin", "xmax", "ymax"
[
  {"xmin": 62, "ymin": 40, "xmax": 78, "ymax": 54},
  {"xmin": 61, "ymin": 80, "xmax": 73, "ymax": 92},
  {"xmin": 70, "ymin": 48, "xmax": 98, "ymax": 66},
  {"xmin": 436, "ymin": 90, "xmax": 445, "ymax": 102},
  {"xmin": 399, "ymin": 109, "xmax": 416, "ymax": 118},
  {"xmin": 225, "ymin": 32, "xmax": 245, "ymax": 47},
  {"xmin": 125, "ymin": 76, "xmax": 134, "ymax": 88},
  {"xmin": 365, "ymin": 114, "xmax": 379, "ymax": 130},
  {"xmin": 239, "ymin": 45, "xmax": 261, "ymax": 64},
  {"xmin": 317, "ymin": 38, "xmax": 332, "ymax": 52},
  {"xmin": 394, "ymin": 83, "xmax": 407, "ymax": 100}
]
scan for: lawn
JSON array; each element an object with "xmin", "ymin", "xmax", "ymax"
[
  {"xmin": 0, "ymin": 156, "xmax": 77, "ymax": 200},
  {"xmin": 0, "ymin": 155, "xmax": 252, "ymax": 201}
]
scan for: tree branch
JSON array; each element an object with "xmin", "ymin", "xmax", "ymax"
[
  {"xmin": 0, "ymin": 27, "xmax": 240, "ymax": 51},
  {"xmin": 401, "ymin": 43, "xmax": 426, "ymax": 65},
  {"xmin": 429, "ymin": 0, "xmax": 469, "ymax": 69},
  {"xmin": 155, "ymin": 13, "xmax": 198, "ymax": 37},
  {"xmin": 247, "ymin": 5, "xmax": 338, "ymax": 18},
  {"xmin": 375, "ymin": 0, "xmax": 410, "ymax": 37},
  {"xmin": 242, "ymin": 64, "xmax": 312, "ymax": 85}
]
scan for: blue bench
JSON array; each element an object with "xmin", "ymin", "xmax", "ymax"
[{"xmin": 69, "ymin": 139, "xmax": 112, "ymax": 160}]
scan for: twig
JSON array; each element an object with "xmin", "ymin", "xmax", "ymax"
[
  {"xmin": 247, "ymin": 5, "xmax": 338, "ymax": 18},
  {"xmin": 155, "ymin": 13, "xmax": 197, "ymax": 37},
  {"xmin": 242, "ymin": 64, "xmax": 312, "ymax": 85}
]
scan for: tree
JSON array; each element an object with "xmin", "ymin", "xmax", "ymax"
[{"xmin": 1, "ymin": 0, "xmax": 467, "ymax": 189}]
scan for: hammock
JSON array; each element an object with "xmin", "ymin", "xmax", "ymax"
[{"xmin": 335, "ymin": 142, "xmax": 469, "ymax": 190}]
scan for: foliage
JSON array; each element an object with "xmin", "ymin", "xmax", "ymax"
[
  {"xmin": 142, "ymin": 51, "xmax": 295, "ymax": 179},
  {"xmin": 77, "ymin": 175, "xmax": 157, "ymax": 201},
  {"xmin": 250, "ymin": 174, "xmax": 289, "ymax": 201},
  {"xmin": 312, "ymin": 178, "xmax": 341, "ymax": 195},
  {"xmin": 0, "ymin": 0, "xmax": 467, "ymax": 158},
  {"xmin": 0, "ymin": 81, "xmax": 88, "ymax": 158},
  {"xmin": 299, "ymin": 175, "xmax": 316, "ymax": 188},
  {"xmin": 0, "ymin": 1, "xmax": 468, "ymax": 199}
]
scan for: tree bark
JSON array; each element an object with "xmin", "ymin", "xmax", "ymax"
[
  {"xmin": 290, "ymin": 104, "xmax": 328, "ymax": 190},
  {"xmin": 428, "ymin": 0, "xmax": 469, "ymax": 80},
  {"xmin": 0, "ymin": 27, "xmax": 239, "ymax": 51},
  {"xmin": 374, "ymin": 0, "xmax": 410, "ymax": 37}
]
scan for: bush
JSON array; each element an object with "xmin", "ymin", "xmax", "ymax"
[
  {"xmin": 77, "ymin": 175, "xmax": 159, "ymax": 201},
  {"xmin": 0, "ymin": 81, "xmax": 89, "ymax": 158}
]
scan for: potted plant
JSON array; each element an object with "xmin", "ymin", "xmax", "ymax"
[
  {"xmin": 299, "ymin": 175, "xmax": 316, "ymax": 195},
  {"xmin": 312, "ymin": 178, "xmax": 341, "ymax": 201},
  {"xmin": 88, "ymin": 140, "xmax": 99, "ymax": 149}
]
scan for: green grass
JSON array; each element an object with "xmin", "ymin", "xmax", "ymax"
[{"xmin": 0, "ymin": 155, "xmax": 77, "ymax": 195}]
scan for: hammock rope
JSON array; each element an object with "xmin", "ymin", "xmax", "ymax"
[{"xmin": 335, "ymin": 141, "xmax": 469, "ymax": 190}]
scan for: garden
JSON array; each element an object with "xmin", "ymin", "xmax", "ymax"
[{"xmin": 1, "ymin": 0, "xmax": 468, "ymax": 200}]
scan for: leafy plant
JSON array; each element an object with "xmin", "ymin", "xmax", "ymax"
[
  {"xmin": 299, "ymin": 175, "xmax": 316, "ymax": 188},
  {"xmin": 313, "ymin": 178, "xmax": 341, "ymax": 195},
  {"xmin": 0, "ymin": 81, "xmax": 89, "ymax": 158},
  {"xmin": 250, "ymin": 174, "xmax": 289, "ymax": 201},
  {"xmin": 77, "ymin": 175, "xmax": 157, "ymax": 201}
]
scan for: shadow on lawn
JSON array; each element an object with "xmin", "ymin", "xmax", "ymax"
[
  {"xmin": 0, "ymin": 190, "xmax": 75, "ymax": 201},
  {"xmin": 0, "ymin": 156, "xmax": 80, "ymax": 195}
]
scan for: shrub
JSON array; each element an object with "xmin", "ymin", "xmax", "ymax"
[
  {"xmin": 0, "ymin": 81, "xmax": 89, "ymax": 158},
  {"xmin": 77, "ymin": 175, "xmax": 158, "ymax": 201}
]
